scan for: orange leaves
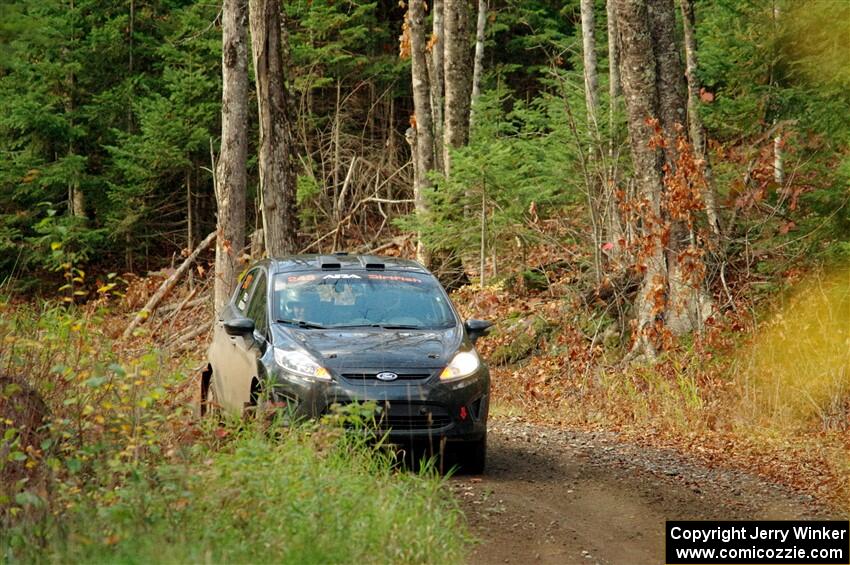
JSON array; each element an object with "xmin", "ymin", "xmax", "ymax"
[
  {"xmin": 398, "ymin": 13, "xmax": 411, "ymax": 60},
  {"xmin": 663, "ymin": 133, "xmax": 707, "ymax": 226},
  {"xmin": 645, "ymin": 117, "xmax": 666, "ymax": 150},
  {"xmin": 426, "ymin": 32, "xmax": 438, "ymax": 53}
]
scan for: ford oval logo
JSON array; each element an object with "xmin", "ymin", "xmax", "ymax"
[{"xmin": 376, "ymin": 372, "xmax": 399, "ymax": 382}]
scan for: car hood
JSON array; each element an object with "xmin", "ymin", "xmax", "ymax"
[{"xmin": 271, "ymin": 325, "xmax": 463, "ymax": 369}]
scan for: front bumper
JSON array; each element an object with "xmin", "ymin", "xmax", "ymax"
[{"xmin": 268, "ymin": 366, "xmax": 489, "ymax": 443}]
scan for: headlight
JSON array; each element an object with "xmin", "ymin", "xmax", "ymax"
[
  {"xmin": 439, "ymin": 350, "xmax": 481, "ymax": 381},
  {"xmin": 273, "ymin": 348, "xmax": 331, "ymax": 380}
]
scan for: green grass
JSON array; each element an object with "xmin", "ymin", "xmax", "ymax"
[
  {"xmin": 3, "ymin": 425, "xmax": 468, "ymax": 564},
  {"xmin": 0, "ymin": 301, "xmax": 469, "ymax": 564}
]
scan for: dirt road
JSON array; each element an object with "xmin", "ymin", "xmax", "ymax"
[{"xmin": 453, "ymin": 417, "xmax": 834, "ymax": 564}]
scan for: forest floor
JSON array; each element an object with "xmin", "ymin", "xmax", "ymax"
[{"xmin": 454, "ymin": 417, "xmax": 834, "ymax": 564}]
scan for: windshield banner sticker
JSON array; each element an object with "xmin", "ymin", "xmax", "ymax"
[{"xmin": 367, "ymin": 274, "xmax": 421, "ymax": 283}]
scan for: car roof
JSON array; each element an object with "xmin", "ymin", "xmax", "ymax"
[{"xmin": 265, "ymin": 254, "xmax": 431, "ymax": 275}]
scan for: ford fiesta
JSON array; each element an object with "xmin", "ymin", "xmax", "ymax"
[{"xmin": 201, "ymin": 254, "xmax": 492, "ymax": 472}]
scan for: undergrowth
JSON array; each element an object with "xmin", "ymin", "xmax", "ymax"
[{"xmin": 0, "ymin": 301, "xmax": 468, "ymax": 563}]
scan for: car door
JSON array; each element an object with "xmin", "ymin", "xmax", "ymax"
[
  {"xmin": 209, "ymin": 267, "xmax": 260, "ymax": 414},
  {"xmin": 224, "ymin": 269, "xmax": 269, "ymax": 412}
]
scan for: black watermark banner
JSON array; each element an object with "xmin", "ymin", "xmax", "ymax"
[{"xmin": 666, "ymin": 521, "xmax": 849, "ymax": 564}]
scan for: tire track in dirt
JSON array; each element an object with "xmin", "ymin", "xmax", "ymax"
[{"xmin": 454, "ymin": 417, "xmax": 835, "ymax": 564}]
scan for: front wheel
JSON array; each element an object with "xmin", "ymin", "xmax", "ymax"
[
  {"xmin": 199, "ymin": 368, "xmax": 222, "ymax": 421},
  {"xmin": 457, "ymin": 434, "xmax": 487, "ymax": 474}
]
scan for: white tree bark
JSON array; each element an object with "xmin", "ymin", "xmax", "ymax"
[
  {"xmin": 680, "ymin": 0, "xmax": 721, "ymax": 236},
  {"xmin": 581, "ymin": 0, "xmax": 600, "ymax": 129},
  {"xmin": 470, "ymin": 0, "xmax": 488, "ymax": 115},
  {"xmin": 774, "ymin": 132, "xmax": 785, "ymax": 185},
  {"xmin": 607, "ymin": 0, "xmax": 620, "ymax": 102},
  {"xmin": 214, "ymin": 0, "xmax": 248, "ymax": 314},
  {"xmin": 428, "ymin": 0, "xmax": 446, "ymax": 174},
  {"xmin": 408, "ymin": 0, "xmax": 436, "ymax": 266}
]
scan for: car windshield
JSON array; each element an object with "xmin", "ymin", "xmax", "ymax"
[{"xmin": 272, "ymin": 271, "xmax": 457, "ymax": 330}]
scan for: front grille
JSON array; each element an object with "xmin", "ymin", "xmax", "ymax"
[
  {"xmin": 329, "ymin": 401, "xmax": 452, "ymax": 432},
  {"xmin": 379, "ymin": 403, "xmax": 451, "ymax": 430},
  {"xmin": 340, "ymin": 370, "xmax": 434, "ymax": 383}
]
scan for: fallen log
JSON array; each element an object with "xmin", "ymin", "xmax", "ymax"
[{"xmin": 122, "ymin": 231, "xmax": 216, "ymax": 340}]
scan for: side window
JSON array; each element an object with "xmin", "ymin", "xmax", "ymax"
[
  {"xmin": 233, "ymin": 269, "xmax": 258, "ymax": 313},
  {"xmin": 246, "ymin": 273, "xmax": 268, "ymax": 336}
]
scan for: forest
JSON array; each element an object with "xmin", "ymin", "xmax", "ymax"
[{"xmin": 1, "ymin": 0, "xmax": 849, "ymax": 561}]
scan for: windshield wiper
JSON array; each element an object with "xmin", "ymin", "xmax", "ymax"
[
  {"xmin": 329, "ymin": 323, "xmax": 425, "ymax": 330},
  {"xmin": 276, "ymin": 319, "xmax": 327, "ymax": 330}
]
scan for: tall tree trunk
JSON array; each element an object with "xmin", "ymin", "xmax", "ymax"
[
  {"xmin": 408, "ymin": 0, "xmax": 436, "ymax": 267},
  {"xmin": 616, "ymin": 0, "xmax": 667, "ymax": 358},
  {"xmin": 249, "ymin": 0, "xmax": 299, "ymax": 256},
  {"xmin": 214, "ymin": 0, "xmax": 248, "ymax": 314},
  {"xmin": 647, "ymin": 0, "xmax": 710, "ymax": 337},
  {"xmin": 428, "ymin": 0, "xmax": 446, "ymax": 174},
  {"xmin": 679, "ymin": 0, "xmax": 720, "ymax": 236},
  {"xmin": 647, "ymin": 0, "xmax": 686, "ymax": 158},
  {"xmin": 470, "ymin": 0, "xmax": 487, "ymax": 117},
  {"xmin": 616, "ymin": 0, "xmax": 710, "ymax": 358},
  {"xmin": 442, "ymin": 0, "xmax": 472, "ymax": 174},
  {"xmin": 65, "ymin": 4, "xmax": 85, "ymax": 222},
  {"xmin": 604, "ymin": 0, "xmax": 624, "ymax": 261},
  {"xmin": 580, "ymin": 0, "xmax": 600, "ymax": 129},
  {"xmin": 581, "ymin": 0, "xmax": 604, "ymax": 275},
  {"xmin": 607, "ymin": 0, "xmax": 621, "ymax": 103}
]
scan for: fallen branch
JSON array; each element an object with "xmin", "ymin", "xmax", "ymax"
[
  {"xmin": 170, "ymin": 320, "xmax": 214, "ymax": 351},
  {"xmin": 159, "ymin": 296, "xmax": 207, "ymax": 314},
  {"xmin": 356, "ymin": 234, "xmax": 412, "ymax": 255},
  {"xmin": 151, "ymin": 287, "xmax": 198, "ymax": 335},
  {"xmin": 122, "ymin": 231, "xmax": 216, "ymax": 340}
]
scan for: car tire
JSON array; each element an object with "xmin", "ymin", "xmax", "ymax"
[
  {"xmin": 458, "ymin": 434, "xmax": 487, "ymax": 474},
  {"xmin": 200, "ymin": 372, "xmax": 222, "ymax": 422}
]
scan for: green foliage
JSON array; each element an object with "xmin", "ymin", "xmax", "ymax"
[
  {"xmin": 696, "ymin": 0, "xmax": 850, "ymax": 246},
  {"xmin": 0, "ymin": 301, "xmax": 468, "ymax": 563},
  {"xmin": 698, "ymin": 0, "xmax": 850, "ymax": 141},
  {"xmin": 400, "ymin": 88, "xmax": 584, "ymax": 267},
  {"xmin": 487, "ymin": 0, "xmax": 578, "ymax": 92},
  {"xmin": 0, "ymin": 0, "xmax": 224, "ymax": 284}
]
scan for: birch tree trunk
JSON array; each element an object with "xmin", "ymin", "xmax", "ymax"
[
  {"xmin": 607, "ymin": 0, "xmax": 621, "ymax": 103},
  {"xmin": 774, "ymin": 132, "xmax": 784, "ymax": 185},
  {"xmin": 443, "ymin": 0, "xmax": 472, "ymax": 174},
  {"xmin": 604, "ymin": 0, "xmax": 625, "ymax": 261},
  {"xmin": 408, "ymin": 0, "xmax": 436, "ymax": 267},
  {"xmin": 428, "ymin": 0, "xmax": 446, "ymax": 174},
  {"xmin": 470, "ymin": 0, "xmax": 487, "ymax": 114},
  {"xmin": 214, "ymin": 0, "xmax": 248, "ymax": 314},
  {"xmin": 580, "ymin": 0, "xmax": 600, "ymax": 129},
  {"xmin": 249, "ymin": 0, "xmax": 299, "ymax": 257},
  {"xmin": 680, "ymin": 0, "xmax": 720, "ymax": 236}
]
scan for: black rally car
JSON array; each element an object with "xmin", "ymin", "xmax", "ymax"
[{"xmin": 201, "ymin": 254, "xmax": 493, "ymax": 471}]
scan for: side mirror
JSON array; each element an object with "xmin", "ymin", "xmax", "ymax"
[
  {"xmin": 224, "ymin": 317, "xmax": 255, "ymax": 337},
  {"xmin": 464, "ymin": 319, "xmax": 493, "ymax": 343}
]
